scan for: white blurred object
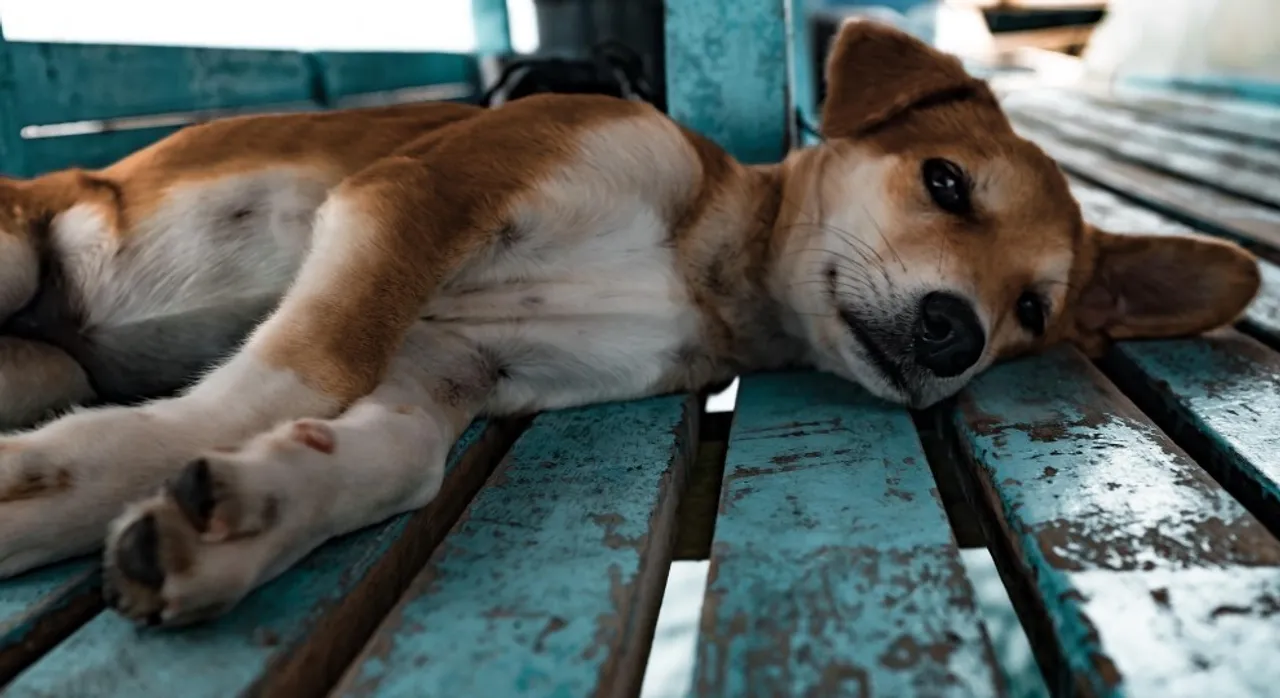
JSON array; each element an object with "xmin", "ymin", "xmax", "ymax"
[{"xmin": 1082, "ymin": 0, "xmax": 1280, "ymax": 83}]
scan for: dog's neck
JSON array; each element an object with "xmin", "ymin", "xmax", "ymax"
[{"xmin": 682, "ymin": 149, "xmax": 828, "ymax": 378}]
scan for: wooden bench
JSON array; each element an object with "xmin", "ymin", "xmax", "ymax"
[{"xmin": 3, "ymin": 2, "xmax": 1280, "ymax": 696}]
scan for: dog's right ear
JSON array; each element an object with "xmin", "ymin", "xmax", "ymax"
[{"xmin": 820, "ymin": 19, "xmax": 989, "ymax": 139}]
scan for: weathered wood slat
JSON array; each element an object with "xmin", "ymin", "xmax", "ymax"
[
  {"xmin": 1063, "ymin": 171, "xmax": 1280, "ymax": 535},
  {"xmin": 1102, "ymin": 333, "xmax": 1280, "ymax": 530},
  {"xmin": 1095, "ymin": 85, "xmax": 1280, "ymax": 144},
  {"xmin": 1063, "ymin": 176, "xmax": 1280, "ymax": 344},
  {"xmin": 333, "ymin": 395, "xmax": 696, "ymax": 698},
  {"xmin": 664, "ymin": 0, "xmax": 791, "ymax": 163},
  {"xmin": 1006, "ymin": 112, "xmax": 1280, "ymax": 253},
  {"xmin": 21, "ymin": 126, "xmax": 183, "ymax": 175},
  {"xmin": 1006, "ymin": 89, "xmax": 1280, "ymax": 172},
  {"xmin": 0, "ymin": 25, "xmax": 26, "ymax": 176},
  {"xmin": 1078, "ymin": 91, "xmax": 1280, "ymax": 150},
  {"xmin": 7, "ymin": 41, "xmax": 315, "ymax": 126},
  {"xmin": 0, "ymin": 560, "xmax": 100, "ymax": 686},
  {"xmin": 954, "ymin": 347, "xmax": 1280, "ymax": 697},
  {"xmin": 1003, "ymin": 99, "xmax": 1280, "ymax": 209},
  {"xmin": 693, "ymin": 373, "xmax": 1003, "ymax": 697},
  {"xmin": 470, "ymin": 0, "xmax": 513, "ymax": 55},
  {"xmin": 3, "ymin": 420, "xmax": 524, "ymax": 698},
  {"xmin": 311, "ymin": 52, "xmax": 479, "ymax": 106}
]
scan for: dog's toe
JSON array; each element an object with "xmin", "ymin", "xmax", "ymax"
[{"xmin": 103, "ymin": 452, "xmax": 286, "ymax": 627}]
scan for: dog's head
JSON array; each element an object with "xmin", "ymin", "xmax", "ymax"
[{"xmin": 777, "ymin": 20, "xmax": 1260, "ymax": 408}]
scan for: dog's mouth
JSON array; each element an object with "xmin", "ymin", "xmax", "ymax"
[{"xmin": 837, "ymin": 306, "xmax": 913, "ymax": 400}]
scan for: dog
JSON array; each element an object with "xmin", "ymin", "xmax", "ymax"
[{"xmin": 0, "ymin": 20, "xmax": 1259, "ymax": 627}]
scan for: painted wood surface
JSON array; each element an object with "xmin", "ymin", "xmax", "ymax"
[
  {"xmin": 1006, "ymin": 112, "xmax": 1280, "ymax": 252},
  {"xmin": 1078, "ymin": 91, "xmax": 1280, "ymax": 151},
  {"xmin": 693, "ymin": 373, "xmax": 1003, "ymax": 697},
  {"xmin": 471, "ymin": 0, "xmax": 513, "ymax": 55},
  {"xmin": 3, "ymin": 420, "xmax": 523, "ymax": 698},
  {"xmin": 0, "ymin": 24, "xmax": 26, "ymax": 176},
  {"xmin": 1062, "ymin": 176, "xmax": 1280, "ymax": 344},
  {"xmin": 1063, "ymin": 171, "xmax": 1280, "ymax": 536},
  {"xmin": 1008, "ymin": 89, "xmax": 1280, "ymax": 173},
  {"xmin": 0, "ymin": 560, "xmax": 99, "ymax": 685},
  {"xmin": 1094, "ymin": 85, "xmax": 1280, "ymax": 144},
  {"xmin": 333, "ymin": 395, "xmax": 696, "ymax": 698},
  {"xmin": 7, "ymin": 42, "xmax": 315, "ymax": 126},
  {"xmin": 664, "ymin": 0, "xmax": 791, "ymax": 163},
  {"xmin": 22, "ymin": 126, "xmax": 184, "ymax": 176},
  {"xmin": 1103, "ymin": 332, "xmax": 1280, "ymax": 530},
  {"xmin": 1003, "ymin": 94, "xmax": 1280, "ymax": 209},
  {"xmin": 311, "ymin": 52, "xmax": 479, "ymax": 105},
  {"xmin": 953, "ymin": 347, "xmax": 1280, "ymax": 697}
]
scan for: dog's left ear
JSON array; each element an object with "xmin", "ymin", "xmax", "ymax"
[
  {"xmin": 820, "ymin": 19, "xmax": 990, "ymax": 139},
  {"xmin": 1070, "ymin": 228, "xmax": 1261, "ymax": 353}
]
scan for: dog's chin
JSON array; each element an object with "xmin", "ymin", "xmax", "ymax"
[{"xmin": 827, "ymin": 346, "xmax": 970, "ymax": 410}]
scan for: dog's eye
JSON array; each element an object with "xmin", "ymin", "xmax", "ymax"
[
  {"xmin": 1015, "ymin": 291, "xmax": 1046, "ymax": 335},
  {"xmin": 922, "ymin": 158, "xmax": 971, "ymax": 215}
]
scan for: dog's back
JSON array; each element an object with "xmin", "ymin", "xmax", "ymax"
[{"xmin": 0, "ymin": 102, "xmax": 483, "ymax": 405}]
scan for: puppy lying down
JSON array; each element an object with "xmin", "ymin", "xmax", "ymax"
[{"xmin": 0, "ymin": 20, "xmax": 1259, "ymax": 628}]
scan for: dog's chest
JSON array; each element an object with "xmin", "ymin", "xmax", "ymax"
[{"xmin": 424, "ymin": 199, "xmax": 703, "ymax": 414}]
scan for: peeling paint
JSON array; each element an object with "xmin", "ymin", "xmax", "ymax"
[{"xmin": 694, "ymin": 373, "xmax": 1002, "ymax": 697}]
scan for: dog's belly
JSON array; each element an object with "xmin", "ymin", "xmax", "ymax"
[
  {"xmin": 425, "ymin": 278, "xmax": 702, "ymax": 415},
  {"xmin": 422, "ymin": 194, "xmax": 703, "ymax": 415},
  {"xmin": 43, "ymin": 168, "xmax": 330, "ymax": 401}
]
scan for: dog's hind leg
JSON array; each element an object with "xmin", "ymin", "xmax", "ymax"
[
  {"xmin": 0, "ymin": 151, "xmax": 522, "ymax": 578},
  {"xmin": 102, "ymin": 324, "xmax": 495, "ymax": 626}
]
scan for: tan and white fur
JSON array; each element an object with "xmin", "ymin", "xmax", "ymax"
[{"xmin": 0, "ymin": 22, "xmax": 1259, "ymax": 626}]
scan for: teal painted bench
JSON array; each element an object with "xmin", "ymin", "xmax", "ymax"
[{"xmin": 3, "ymin": 2, "xmax": 1280, "ymax": 696}]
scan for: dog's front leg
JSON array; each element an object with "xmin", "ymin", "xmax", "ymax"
[
  {"xmin": 103, "ymin": 325, "xmax": 493, "ymax": 626},
  {"xmin": 0, "ymin": 157, "xmax": 503, "ymax": 579}
]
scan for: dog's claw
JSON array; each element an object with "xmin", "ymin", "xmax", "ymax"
[
  {"xmin": 168, "ymin": 458, "xmax": 216, "ymax": 533},
  {"xmin": 114, "ymin": 514, "xmax": 165, "ymax": 591}
]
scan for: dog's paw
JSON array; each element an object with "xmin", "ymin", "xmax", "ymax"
[{"xmin": 103, "ymin": 455, "xmax": 287, "ymax": 626}]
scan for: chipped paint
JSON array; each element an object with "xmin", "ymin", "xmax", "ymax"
[
  {"xmin": 693, "ymin": 373, "xmax": 1003, "ymax": 697},
  {"xmin": 954, "ymin": 347, "xmax": 1280, "ymax": 697},
  {"xmin": 332, "ymin": 395, "xmax": 695, "ymax": 698}
]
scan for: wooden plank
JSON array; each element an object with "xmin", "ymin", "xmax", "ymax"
[
  {"xmin": 1102, "ymin": 333, "xmax": 1280, "ymax": 530},
  {"xmin": 693, "ymin": 373, "xmax": 1003, "ymax": 697},
  {"xmin": 953, "ymin": 347, "xmax": 1280, "ymax": 697},
  {"xmin": 1005, "ymin": 111, "xmax": 1280, "ymax": 252},
  {"xmin": 0, "ymin": 24, "xmax": 26, "ymax": 176},
  {"xmin": 4, "ymin": 419, "xmax": 525, "ymax": 698},
  {"xmin": 1007, "ymin": 89, "xmax": 1280, "ymax": 171},
  {"xmin": 7, "ymin": 41, "xmax": 315, "ymax": 125},
  {"xmin": 0, "ymin": 560, "xmax": 100, "ymax": 686},
  {"xmin": 1063, "ymin": 176, "xmax": 1280, "ymax": 344},
  {"xmin": 1064, "ymin": 171, "xmax": 1280, "ymax": 529},
  {"xmin": 332, "ymin": 395, "xmax": 696, "ymax": 698},
  {"xmin": 1077, "ymin": 91, "xmax": 1280, "ymax": 150},
  {"xmin": 471, "ymin": 0, "xmax": 513, "ymax": 55},
  {"xmin": 665, "ymin": 0, "xmax": 791, "ymax": 163},
  {"xmin": 311, "ymin": 51, "xmax": 479, "ymax": 107},
  {"xmin": 1002, "ymin": 95, "xmax": 1280, "ymax": 209},
  {"xmin": 1087, "ymin": 84, "xmax": 1280, "ymax": 144},
  {"xmin": 21, "ymin": 126, "xmax": 182, "ymax": 175}
]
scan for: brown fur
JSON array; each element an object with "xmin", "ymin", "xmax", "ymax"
[{"xmin": 254, "ymin": 96, "xmax": 653, "ymax": 403}]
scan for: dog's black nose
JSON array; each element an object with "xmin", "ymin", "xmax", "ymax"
[{"xmin": 914, "ymin": 292, "xmax": 985, "ymax": 378}]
